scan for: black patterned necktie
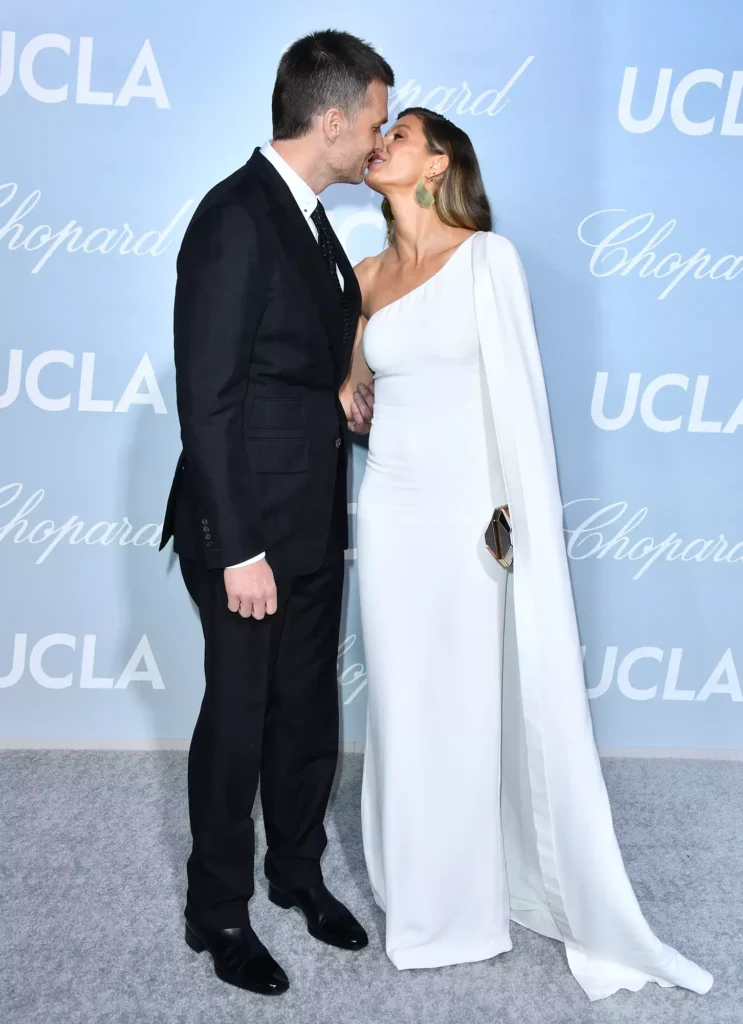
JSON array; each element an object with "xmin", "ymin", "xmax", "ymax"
[{"xmin": 310, "ymin": 201, "xmax": 354, "ymax": 347}]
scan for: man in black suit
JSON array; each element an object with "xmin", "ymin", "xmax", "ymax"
[{"xmin": 160, "ymin": 30, "xmax": 393, "ymax": 995}]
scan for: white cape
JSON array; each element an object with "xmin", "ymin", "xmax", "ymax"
[{"xmin": 471, "ymin": 231, "xmax": 713, "ymax": 1001}]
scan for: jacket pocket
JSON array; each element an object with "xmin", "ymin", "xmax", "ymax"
[
  {"xmin": 245, "ymin": 437, "xmax": 308, "ymax": 473},
  {"xmin": 246, "ymin": 397, "xmax": 306, "ymax": 431}
]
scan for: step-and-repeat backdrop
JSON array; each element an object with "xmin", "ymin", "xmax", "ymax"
[{"xmin": 2, "ymin": 1, "xmax": 741, "ymax": 750}]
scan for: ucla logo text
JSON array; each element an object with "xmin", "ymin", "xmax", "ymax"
[
  {"xmin": 584, "ymin": 646, "xmax": 742, "ymax": 703},
  {"xmin": 0, "ymin": 634, "xmax": 164, "ymax": 690},
  {"xmin": 0, "ymin": 351, "xmax": 167, "ymax": 414},
  {"xmin": 592, "ymin": 373, "xmax": 743, "ymax": 434},
  {"xmin": 0, "ymin": 32, "xmax": 169, "ymax": 107},
  {"xmin": 619, "ymin": 67, "xmax": 743, "ymax": 135}
]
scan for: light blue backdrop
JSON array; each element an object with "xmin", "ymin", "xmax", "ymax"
[{"xmin": 1, "ymin": 1, "xmax": 742, "ymax": 750}]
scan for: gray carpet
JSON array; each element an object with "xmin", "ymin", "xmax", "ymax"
[{"xmin": 1, "ymin": 752, "xmax": 741, "ymax": 1024}]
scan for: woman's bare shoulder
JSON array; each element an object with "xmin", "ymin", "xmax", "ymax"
[
  {"xmin": 354, "ymin": 252, "xmax": 387, "ymax": 287},
  {"xmin": 354, "ymin": 252, "xmax": 390, "ymax": 317}
]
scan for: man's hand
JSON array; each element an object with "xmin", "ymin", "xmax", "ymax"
[
  {"xmin": 348, "ymin": 380, "xmax": 375, "ymax": 435},
  {"xmin": 224, "ymin": 560, "xmax": 277, "ymax": 619}
]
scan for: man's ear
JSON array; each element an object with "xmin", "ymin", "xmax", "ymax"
[{"xmin": 322, "ymin": 107, "xmax": 343, "ymax": 141}]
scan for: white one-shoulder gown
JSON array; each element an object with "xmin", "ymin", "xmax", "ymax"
[{"xmin": 356, "ymin": 232, "xmax": 713, "ymax": 1001}]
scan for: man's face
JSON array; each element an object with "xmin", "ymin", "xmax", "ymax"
[{"xmin": 330, "ymin": 80, "xmax": 389, "ymax": 184}]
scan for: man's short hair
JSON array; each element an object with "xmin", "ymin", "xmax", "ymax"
[{"xmin": 272, "ymin": 30, "xmax": 394, "ymax": 140}]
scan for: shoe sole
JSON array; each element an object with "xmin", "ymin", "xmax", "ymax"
[{"xmin": 185, "ymin": 924, "xmax": 206, "ymax": 953}]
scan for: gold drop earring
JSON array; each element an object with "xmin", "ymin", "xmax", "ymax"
[{"xmin": 414, "ymin": 173, "xmax": 435, "ymax": 209}]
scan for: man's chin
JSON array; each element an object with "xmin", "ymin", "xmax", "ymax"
[
  {"xmin": 332, "ymin": 170, "xmax": 365, "ymax": 186},
  {"xmin": 350, "ymin": 166, "xmax": 369, "ymax": 185}
]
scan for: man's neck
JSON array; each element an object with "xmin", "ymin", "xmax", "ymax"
[{"xmin": 270, "ymin": 138, "xmax": 333, "ymax": 195}]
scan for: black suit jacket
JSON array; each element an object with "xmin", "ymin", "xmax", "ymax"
[{"xmin": 160, "ymin": 149, "xmax": 362, "ymax": 576}]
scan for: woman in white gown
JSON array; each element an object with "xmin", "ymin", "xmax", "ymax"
[{"xmin": 340, "ymin": 107, "xmax": 713, "ymax": 1001}]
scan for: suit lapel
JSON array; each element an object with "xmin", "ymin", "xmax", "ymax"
[
  {"xmin": 333, "ymin": 226, "xmax": 361, "ymax": 310},
  {"xmin": 250, "ymin": 151, "xmax": 356, "ymax": 376},
  {"xmin": 326, "ymin": 215, "xmax": 361, "ymax": 380}
]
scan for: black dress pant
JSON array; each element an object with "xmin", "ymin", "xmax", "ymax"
[{"xmin": 179, "ymin": 497, "xmax": 345, "ymax": 928}]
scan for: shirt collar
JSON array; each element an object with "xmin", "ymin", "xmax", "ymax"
[{"xmin": 259, "ymin": 141, "xmax": 318, "ymax": 220}]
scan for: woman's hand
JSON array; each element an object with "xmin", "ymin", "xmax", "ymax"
[{"xmin": 348, "ymin": 380, "xmax": 375, "ymax": 434}]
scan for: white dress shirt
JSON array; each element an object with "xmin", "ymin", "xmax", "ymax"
[
  {"xmin": 227, "ymin": 142, "xmax": 344, "ymax": 570},
  {"xmin": 260, "ymin": 141, "xmax": 344, "ymax": 287}
]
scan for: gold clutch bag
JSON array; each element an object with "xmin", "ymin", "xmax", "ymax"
[{"xmin": 485, "ymin": 504, "xmax": 513, "ymax": 569}]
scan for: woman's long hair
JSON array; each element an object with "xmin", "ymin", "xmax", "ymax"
[{"xmin": 381, "ymin": 107, "xmax": 493, "ymax": 242}]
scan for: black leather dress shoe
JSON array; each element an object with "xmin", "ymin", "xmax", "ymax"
[
  {"xmin": 268, "ymin": 882, "xmax": 368, "ymax": 951},
  {"xmin": 185, "ymin": 920, "xmax": 289, "ymax": 995}
]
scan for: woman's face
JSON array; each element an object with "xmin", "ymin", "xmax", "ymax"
[{"xmin": 365, "ymin": 114, "xmax": 444, "ymax": 195}]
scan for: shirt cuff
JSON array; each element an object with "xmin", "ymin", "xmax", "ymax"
[{"xmin": 226, "ymin": 552, "xmax": 266, "ymax": 568}]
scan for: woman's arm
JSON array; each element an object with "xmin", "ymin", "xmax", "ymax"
[
  {"xmin": 339, "ymin": 314, "xmax": 374, "ymax": 422},
  {"xmin": 339, "ymin": 256, "xmax": 378, "ymax": 425}
]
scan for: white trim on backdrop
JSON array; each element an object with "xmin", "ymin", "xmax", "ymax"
[
  {"xmin": 1, "ymin": 739, "xmax": 742, "ymax": 759},
  {"xmin": 0, "ymin": 738, "xmax": 367, "ymax": 753}
]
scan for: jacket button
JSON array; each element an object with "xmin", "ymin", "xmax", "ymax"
[
  {"xmin": 206, "ymin": 541, "xmax": 213, "ymax": 548},
  {"xmin": 201, "ymin": 518, "xmax": 208, "ymax": 524},
  {"xmin": 335, "ymin": 437, "xmax": 342, "ymax": 448}
]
